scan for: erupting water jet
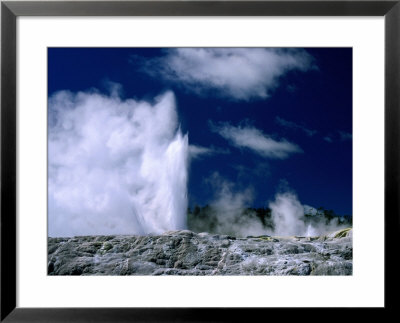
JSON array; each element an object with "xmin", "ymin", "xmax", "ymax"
[{"xmin": 48, "ymin": 91, "xmax": 189, "ymax": 236}]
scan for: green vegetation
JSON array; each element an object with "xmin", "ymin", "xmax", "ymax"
[{"xmin": 333, "ymin": 227, "xmax": 352, "ymax": 238}]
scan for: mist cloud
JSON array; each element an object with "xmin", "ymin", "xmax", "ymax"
[
  {"xmin": 269, "ymin": 192, "xmax": 350, "ymax": 237},
  {"xmin": 48, "ymin": 90, "xmax": 189, "ymax": 237},
  {"xmin": 188, "ymin": 173, "xmax": 267, "ymax": 237},
  {"xmin": 188, "ymin": 144, "xmax": 229, "ymax": 160},
  {"xmin": 269, "ymin": 192, "xmax": 307, "ymax": 236}
]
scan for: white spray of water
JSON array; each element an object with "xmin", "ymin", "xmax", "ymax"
[
  {"xmin": 305, "ymin": 224, "xmax": 319, "ymax": 237},
  {"xmin": 48, "ymin": 90, "xmax": 188, "ymax": 237},
  {"xmin": 269, "ymin": 192, "xmax": 307, "ymax": 236}
]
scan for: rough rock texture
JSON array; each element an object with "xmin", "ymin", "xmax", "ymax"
[{"xmin": 48, "ymin": 228, "xmax": 352, "ymax": 276}]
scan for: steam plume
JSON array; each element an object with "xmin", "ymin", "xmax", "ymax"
[{"xmin": 269, "ymin": 192, "xmax": 306, "ymax": 236}]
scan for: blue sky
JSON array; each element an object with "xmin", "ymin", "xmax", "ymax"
[{"xmin": 48, "ymin": 47, "xmax": 352, "ymax": 220}]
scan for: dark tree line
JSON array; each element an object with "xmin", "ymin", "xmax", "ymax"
[{"xmin": 303, "ymin": 207, "xmax": 352, "ymax": 226}]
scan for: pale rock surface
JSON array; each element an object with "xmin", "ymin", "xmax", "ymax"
[{"xmin": 48, "ymin": 228, "xmax": 352, "ymax": 275}]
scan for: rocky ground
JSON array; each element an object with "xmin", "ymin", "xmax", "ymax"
[{"xmin": 48, "ymin": 228, "xmax": 352, "ymax": 275}]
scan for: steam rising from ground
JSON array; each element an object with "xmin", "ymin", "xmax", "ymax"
[
  {"xmin": 268, "ymin": 193, "xmax": 350, "ymax": 236},
  {"xmin": 188, "ymin": 176, "xmax": 349, "ymax": 237},
  {"xmin": 48, "ymin": 91, "xmax": 188, "ymax": 237},
  {"xmin": 269, "ymin": 192, "xmax": 306, "ymax": 236},
  {"xmin": 201, "ymin": 174, "xmax": 266, "ymax": 237}
]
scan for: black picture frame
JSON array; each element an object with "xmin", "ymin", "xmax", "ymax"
[{"xmin": 1, "ymin": 1, "xmax": 399, "ymax": 321}]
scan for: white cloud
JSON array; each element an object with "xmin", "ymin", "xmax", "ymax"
[
  {"xmin": 48, "ymin": 90, "xmax": 189, "ymax": 237},
  {"xmin": 140, "ymin": 48, "xmax": 314, "ymax": 101},
  {"xmin": 324, "ymin": 131, "xmax": 352, "ymax": 143},
  {"xmin": 339, "ymin": 131, "xmax": 352, "ymax": 141},
  {"xmin": 210, "ymin": 122, "xmax": 302, "ymax": 159},
  {"xmin": 275, "ymin": 116, "xmax": 317, "ymax": 137}
]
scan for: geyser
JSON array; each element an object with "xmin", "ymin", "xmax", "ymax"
[{"xmin": 48, "ymin": 90, "xmax": 188, "ymax": 237}]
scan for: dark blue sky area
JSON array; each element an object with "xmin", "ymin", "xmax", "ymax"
[{"xmin": 48, "ymin": 48, "xmax": 352, "ymax": 216}]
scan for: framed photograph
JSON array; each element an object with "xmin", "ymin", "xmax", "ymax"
[{"xmin": 1, "ymin": 0, "xmax": 398, "ymax": 321}]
